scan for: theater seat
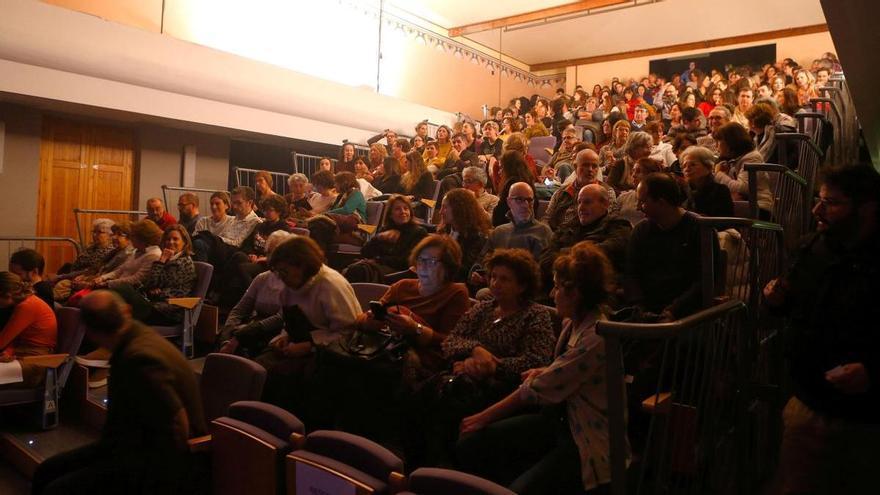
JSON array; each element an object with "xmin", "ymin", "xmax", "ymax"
[
  {"xmin": 152, "ymin": 260, "xmax": 214, "ymax": 358},
  {"xmin": 527, "ymin": 135, "xmax": 557, "ymax": 166},
  {"xmin": 200, "ymin": 353, "xmax": 267, "ymax": 422},
  {"xmin": 286, "ymin": 430, "xmax": 405, "ymax": 494},
  {"xmin": 211, "ymin": 401, "xmax": 305, "ymax": 495},
  {"xmin": 0, "ymin": 307, "xmax": 86, "ymax": 429},
  {"xmin": 399, "ymin": 467, "xmax": 515, "ymax": 495}
]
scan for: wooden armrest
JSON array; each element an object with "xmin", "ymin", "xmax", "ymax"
[
  {"xmin": 290, "ymin": 431, "xmax": 306, "ymax": 450},
  {"xmin": 389, "ymin": 472, "xmax": 407, "ymax": 493},
  {"xmin": 357, "ymin": 224, "xmax": 377, "ymax": 235},
  {"xmin": 641, "ymin": 392, "xmax": 672, "ymax": 414},
  {"xmin": 168, "ymin": 297, "xmax": 201, "ymax": 309},
  {"xmin": 188, "ymin": 434, "xmax": 212, "ymax": 453},
  {"xmin": 20, "ymin": 354, "xmax": 69, "ymax": 368},
  {"xmin": 420, "ymin": 198, "xmax": 437, "ymax": 209}
]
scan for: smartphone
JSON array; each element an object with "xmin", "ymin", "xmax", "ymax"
[{"xmin": 369, "ymin": 301, "xmax": 388, "ymax": 320}]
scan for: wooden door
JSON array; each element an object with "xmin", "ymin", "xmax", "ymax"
[{"xmin": 36, "ymin": 118, "xmax": 136, "ymax": 273}]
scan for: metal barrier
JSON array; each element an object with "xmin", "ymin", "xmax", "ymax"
[
  {"xmin": 161, "ymin": 186, "xmax": 228, "ymax": 217},
  {"xmin": 774, "ymin": 133, "xmax": 824, "ymax": 198},
  {"xmin": 794, "ymin": 111, "xmax": 828, "ymax": 152},
  {"xmin": 234, "ymin": 167, "xmax": 292, "ymax": 196},
  {"xmin": 698, "ymin": 218, "xmax": 787, "ymax": 482},
  {"xmin": 745, "ymin": 164, "xmax": 809, "ymax": 248},
  {"xmin": 73, "ymin": 208, "xmax": 147, "ymax": 247},
  {"xmin": 292, "ymin": 153, "xmax": 336, "ymax": 179},
  {"xmin": 0, "ymin": 236, "xmax": 82, "ymax": 271},
  {"xmin": 600, "ymin": 300, "xmax": 749, "ymax": 495}
]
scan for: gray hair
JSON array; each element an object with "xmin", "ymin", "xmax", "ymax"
[
  {"xmin": 710, "ymin": 105, "xmax": 732, "ymax": 119},
  {"xmin": 680, "ymin": 145, "xmax": 716, "ymax": 170},
  {"xmin": 463, "ymin": 166, "xmax": 488, "ymax": 187},
  {"xmin": 287, "ymin": 173, "xmax": 309, "ymax": 187},
  {"xmin": 92, "ymin": 218, "xmax": 115, "ymax": 234},
  {"xmin": 266, "ymin": 230, "xmax": 296, "ymax": 254},
  {"xmin": 625, "ymin": 131, "xmax": 654, "ymax": 158},
  {"xmin": 753, "ymin": 96, "xmax": 779, "ymax": 110},
  {"xmin": 481, "ymin": 121, "xmax": 499, "ymax": 132}
]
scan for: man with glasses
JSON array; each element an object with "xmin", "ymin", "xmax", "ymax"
[
  {"xmin": 763, "ymin": 166, "xmax": 880, "ymax": 495},
  {"xmin": 176, "ymin": 193, "xmax": 203, "ymax": 236},
  {"xmin": 146, "ymin": 197, "xmax": 177, "ymax": 230},
  {"xmin": 630, "ymin": 104, "xmax": 649, "ymax": 132},
  {"xmin": 544, "ymin": 127, "xmax": 581, "ymax": 183},
  {"xmin": 478, "ymin": 182, "xmax": 551, "ymax": 268},
  {"xmin": 697, "ymin": 105, "xmax": 731, "ymax": 153}
]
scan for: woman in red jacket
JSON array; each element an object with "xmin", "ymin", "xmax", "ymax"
[{"xmin": 0, "ymin": 272, "xmax": 57, "ymax": 387}]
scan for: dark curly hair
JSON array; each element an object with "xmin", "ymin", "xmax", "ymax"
[
  {"xmin": 485, "ymin": 248, "xmax": 541, "ymax": 303},
  {"xmin": 438, "ymin": 188, "xmax": 491, "ymax": 236}
]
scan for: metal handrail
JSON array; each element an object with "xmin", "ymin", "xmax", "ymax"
[
  {"xmin": 73, "ymin": 208, "xmax": 147, "ymax": 246},
  {"xmin": 0, "ymin": 236, "xmax": 82, "ymax": 257}
]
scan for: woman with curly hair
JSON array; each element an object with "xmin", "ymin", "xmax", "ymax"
[
  {"xmin": 438, "ymin": 188, "xmax": 491, "ymax": 283},
  {"xmin": 458, "ymin": 242, "xmax": 625, "ymax": 495}
]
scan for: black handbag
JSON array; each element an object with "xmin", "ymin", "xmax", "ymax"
[{"xmin": 319, "ymin": 327, "xmax": 410, "ymax": 375}]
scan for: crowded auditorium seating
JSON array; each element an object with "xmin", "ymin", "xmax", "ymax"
[{"xmin": 1, "ymin": 3, "xmax": 869, "ymax": 490}]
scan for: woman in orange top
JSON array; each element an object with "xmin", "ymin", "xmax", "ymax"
[{"xmin": 0, "ymin": 272, "xmax": 58, "ymax": 387}]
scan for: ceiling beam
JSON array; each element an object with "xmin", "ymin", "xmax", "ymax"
[
  {"xmin": 530, "ymin": 23, "xmax": 829, "ymax": 71},
  {"xmin": 448, "ymin": 0, "xmax": 627, "ymax": 37}
]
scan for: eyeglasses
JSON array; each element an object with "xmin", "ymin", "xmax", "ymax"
[
  {"xmin": 416, "ymin": 257, "xmax": 441, "ymax": 267},
  {"xmin": 508, "ymin": 197, "xmax": 533, "ymax": 204}
]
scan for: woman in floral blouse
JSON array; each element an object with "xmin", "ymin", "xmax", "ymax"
[{"xmin": 458, "ymin": 241, "xmax": 628, "ymax": 494}]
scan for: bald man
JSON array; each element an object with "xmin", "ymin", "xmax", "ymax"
[
  {"xmin": 543, "ymin": 149, "xmax": 616, "ymax": 230},
  {"xmin": 480, "ymin": 182, "xmax": 552, "ymax": 261},
  {"xmin": 33, "ymin": 291, "xmax": 206, "ymax": 494},
  {"xmin": 146, "ymin": 197, "xmax": 177, "ymax": 230},
  {"xmin": 539, "ymin": 184, "xmax": 632, "ymax": 295}
]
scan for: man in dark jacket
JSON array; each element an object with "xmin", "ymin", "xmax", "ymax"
[
  {"xmin": 764, "ymin": 165, "xmax": 880, "ymax": 495},
  {"xmin": 33, "ymin": 290, "xmax": 207, "ymax": 495}
]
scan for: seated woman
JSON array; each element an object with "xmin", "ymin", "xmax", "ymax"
[
  {"xmin": 9, "ymin": 249, "xmax": 54, "ymax": 307},
  {"xmin": 368, "ymin": 143, "xmax": 388, "ymax": 180},
  {"xmin": 253, "ymin": 236, "xmax": 361, "ymax": 412},
  {"xmin": 284, "ymin": 173, "xmax": 316, "ymax": 212},
  {"xmin": 613, "ymin": 157, "xmax": 664, "ymax": 225},
  {"xmin": 746, "ymin": 102, "xmax": 795, "ymax": 164},
  {"xmin": 111, "ymin": 224, "xmax": 196, "ymax": 325},
  {"xmin": 713, "ymin": 122, "xmax": 773, "ymax": 217},
  {"xmin": 336, "ymin": 142, "xmax": 358, "ymax": 174},
  {"xmin": 194, "ymin": 191, "xmax": 234, "ymax": 236},
  {"xmin": 0, "ymin": 273, "xmax": 57, "ymax": 388},
  {"xmin": 55, "ymin": 223, "xmax": 136, "ymax": 303},
  {"xmin": 307, "ymin": 172, "xmax": 367, "ymax": 252},
  {"xmin": 344, "ymin": 195, "xmax": 428, "ymax": 283},
  {"xmin": 53, "ymin": 218, "xmax": 116, "ymax": 280},
  {"xmin": 490, "ymin": 132, "xmax": 537, "ymax": 192},
  {"xmin": 607, "ymin": 131, "xmax": 653, "ymax": 194},
  {"xmin": 682, "ymin": 145, "xmax": 734, "ymax": 217},
  {"xmin": 217, "ymin": 231, "xmax": 295, "ymax": 356},
  {"xmin": 437, "ymin": 189, "xmax": 490, "ymax": 283},
  {"xmin": 457, "ymin": 242, "xmax": 626, "ymax": 495},
  {"xmin": 598, "ymin": 119, "xmax": 630, "ymax": 172},
  {"xmin": 372, "ymin": 156, "xmax": 404, "ymax": 195},
  {"xmin": 407, "ymin": 249, "xmax": 555, "ymax": 467},
  {"xmin": 88, "ymin": 220, "xmax": 163, "ymax": 293},
  {"xmin": 401, "ymin": 151, "xmax": 435, "ymax": 220},
  {"xmin": 522, "ymin": 111, "xmax": 550, "ymax": 139}
]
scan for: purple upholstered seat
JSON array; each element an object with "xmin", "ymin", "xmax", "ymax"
[
  {"xmin": 402, "ymin": 467, "xmax": 516, "ymax": 495},
  {"xmin": 200, "ymin": 353, "xmax": 267, "ymax": 422}
]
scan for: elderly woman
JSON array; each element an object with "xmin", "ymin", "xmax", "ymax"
[
  {"xmin": 607, "ymin": 131, "xmax": 653, "ymax": 194},
  {"xmin": 55, "ymin": 223, "xmax": 136, "ymax": 302},
  {"xmin": 438, "ymin": 189, "xmax": 491, "ymax": 283},
  {"xmin": 345, "ymin": 195, "xmax": 428, "ymax": 282},
  {"xmin": 714, "ymin": 122, "xmax": 773, "ymax": 217},
  {"xmin": 457, "ymin": 242, "xmax": 627, "ymax": 495},
  {"xmin": 0, "ymin": 272, "xmax": 57, "ymax": 387},
  {"xmin": 598, "ymin": 119, "xmax": 630, "ymax": 171},
  {"xmin": 681, "ymin": 146, "xmax": 734, "ymax": 217},
  {"xmin": 285, "ymin": 173, "xmax": 316, "ymax": 213},
  {"xmin": 254, "ymin": 236, "xmax": 361, "ymax": 410},
  {"xmin": 406, "ymin": 248, "xmax": 555, "ymax": 467},
  {"xmin": 217, "ymin": 231, "xmax": 295, "ymax": 356},
  {"xmin": 55, "ymin": 218, "xmax": 116, "ymax": 280},
  {"xmin": 111, "ymin": 224, "xmax": 196, "ymax": 325}
]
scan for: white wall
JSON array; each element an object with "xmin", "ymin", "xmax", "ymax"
[{"xmin": 570, "ymin": 31, "xmax": 836, "ymax": 89}]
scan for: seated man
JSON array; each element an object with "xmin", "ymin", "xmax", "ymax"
[
  {"xmin": 543, "ymin": 127, "xmax": 581, "ymax": 183},
  {"xmin": 193, "ymin": 186, "xmax": 262, "ymax": 265},
  {"xmin": 176, "ymin": 193, "xmax": 203, "ymax": 236},
  {"xmin": 680, "ymin": 106, "xmax": 708, "ymax": 140},
  {"xmin": 32, "ymin": 291, "xmax": 206, "ymax": 494},
  {"xmin": 624, "ymin": 173, "xmax": 706, "ymax": 320},
  {"xmin": 462, "ymin": 166, "xmax": 499, "ymax": 219},
  {"xmin": 439, "ymin": 132, "xmax": 478, "ymax": 180},
  {"xmin": 146, "ymin": 197, "xmax": 177, "ymax": 230},
  {"xmin": 539, "ymin": 184, "xmax": 632, "ymax": 294},
  {"xmin": 697, "ymin": 105, "xmax": 731, "ymax": 153},
  {"xmin": 543, "ymin": 149, "xmax": 615, "ymax": 230}
]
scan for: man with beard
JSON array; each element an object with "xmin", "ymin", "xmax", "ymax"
[{"xmin": 764, "ymin": 165, "xmax": 880, "ymax": 495}]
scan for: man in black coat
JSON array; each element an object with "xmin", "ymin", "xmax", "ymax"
[{"xmin": 33, "ymin": 290, "xmax": 207, "ymax": 495}]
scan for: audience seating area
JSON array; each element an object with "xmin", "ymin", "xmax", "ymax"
[{"xmin": 1, "ymin": 52, "xmax": 867, "ymax": 495}]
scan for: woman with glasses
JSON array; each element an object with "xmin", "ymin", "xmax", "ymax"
[
  {"xmin": 52, "ymin": 218, "xmax": 116, "ymax": 281},
  {"xmin": 457, "ymin": 242, "xmax": 625, "ymax": 495}
]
